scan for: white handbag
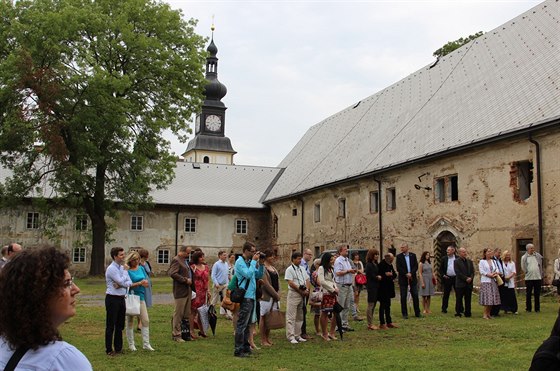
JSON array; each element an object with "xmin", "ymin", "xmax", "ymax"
[{"xmin": 125, "ymin": 288, "xmax": 141, "ymax": 316}]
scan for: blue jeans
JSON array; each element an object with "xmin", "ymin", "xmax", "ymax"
[{"xmin": 234, "ymin": 298, "xmax": 254, "ymax": 355}]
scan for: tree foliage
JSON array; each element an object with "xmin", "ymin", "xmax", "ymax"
[
  {"xmin": 433, "ymin": 31, "xmax": 484, "ymax": 58},
  {"xmin": 0, "ymin": 0, "xmax": 206, "ymax": 274}
]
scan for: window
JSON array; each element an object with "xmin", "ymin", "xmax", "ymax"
[
  {"xmin": 387, "ymin": 188, "xmax": 396, "ymax": 210},
  {"xmin": 516, "ymin": 161, "xmax": 533, "ymax": 201},
  {"xmin": 314, "ymin": 203, "xmax": 321, "ymax": 223},
  {"xmin": 292, "ymin": 208, "xmax": 298, "ymax": 216},
  {"xmin": 184, "ymin": 218, "xmax": 197, "ymax": 233},
  {"xmin": 338, "ymin": 198, "xmax": 346, "ymax": 218},
  {"xmin": 236, "ymin": 219, "xmax": 248, "ymax": 234},
  {"xmin": 75, "ymin": 214, "xmax": 88, "ymax": 231},
  {"xmin": 435, "ymin": 178, "xmax": 445, "ymax": 203},
  {"xmin": 26, "ymin": 212, "xmax": 39, "ymax": 229},
  {"xmin": 72, "ymin": 247, "xmax": 86, "ymax": 263},
  {"xmin": 369, "ymin": 191, "xmax": 379, "ymax": 213},
  {"xmin": 435, "ymin": 175, "xmax": 459, "ymax": 203},
  {"xmin": 272, "ymin": 216, "xmax": 278, "ymax": 238},
  {"xmin": 131, "ymin": 215, "xmax": 143, "ymax": 231},
  {"xmin": 203, "ymin": 156, "xmax": 210, "ymax": 163},
  {"xmin": 157, "ymin": 249, "xmax": 170, "ymax": 264}
]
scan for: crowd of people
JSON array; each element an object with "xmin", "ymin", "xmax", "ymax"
[{"xmin": 0, "ymin": 240, "xmax": 557, "ymax": 368}]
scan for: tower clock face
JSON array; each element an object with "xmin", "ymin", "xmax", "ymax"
[
  {"xmin": 205, "ymin": 114, "xmax": 222, "ymax": 132},
  {"xmin": 195, "ymin": 115, "xmax": 200, "ymax": 134}
]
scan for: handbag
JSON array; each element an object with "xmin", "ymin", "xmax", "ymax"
[
  {"xmin": 355, "ymin": 273, "xmax": 367, "ymax": 285},
  {"xmin": 125, "ymin": 288, "xmax": 141, "ymax": 316},
  {"xmin": 333, "ymin": 301, "xmax": 343, "ymax": 314},
  {"xmin": 181, "ymin": 319, "xmax": 191, "ymax": 341},
  {"xmin": 310, "ymin": 289, "xmax": 323, "ymax": 304},
  {"xmin": 231, "ymin": 276, "xmax": 251, "ymax": 303},
  {"xmin": 197, "ymin": 304, "xmax": 210, "ymax": 333},
  {"xmin": 495, "ymin": 275, "xmax": 504, "ymax": 287},
  {"xmin": 265, "ymin": 306, "xmax": 286, "ymax": 330}
]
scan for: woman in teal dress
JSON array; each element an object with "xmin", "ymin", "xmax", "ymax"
[{"xmin": 125, "ymin": 251, "xmax": 155, "ymax": 351}]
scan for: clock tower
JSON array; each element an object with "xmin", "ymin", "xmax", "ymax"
[{"xmin": 183, "ymin": 27, "xmax": 236, "ymax": 164}]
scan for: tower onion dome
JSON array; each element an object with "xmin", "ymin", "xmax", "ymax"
[{"xmin": 204, "ymin": 37, "xmax": 227, "ymax": 102}]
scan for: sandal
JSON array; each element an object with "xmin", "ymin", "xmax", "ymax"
[
  {"xmin": 328, "ymin": 334, "xmax": 337, "ymax": 340},
  {"xmin": 321, "ymin": 334, "xmax": 330, "ymax": 341}
]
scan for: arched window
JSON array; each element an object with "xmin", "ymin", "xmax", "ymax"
[{"xmin": 203, "ymin": 156, "xmax": 210, "ymax": 163}]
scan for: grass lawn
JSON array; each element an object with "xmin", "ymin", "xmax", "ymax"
[{"xmin": 65, "ymin": 277, "xmax": 558, "ymax": 370}]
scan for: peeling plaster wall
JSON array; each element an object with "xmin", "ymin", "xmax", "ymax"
[{"xmin": 270, "ymin": 129, "xmax": 560, "ymax": 280}]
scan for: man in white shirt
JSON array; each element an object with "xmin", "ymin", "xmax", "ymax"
[
  {"xmin": 105, "ymin": 247, "xmax": 132, "ymax": 356},
  {"xmin": 439, "ymin": 246, "xmax": 457, "ymax": 314},
  {"xmin": 334, "ymin": 245, "xmax": 356, "ymax": 331},
  {"xmin": 521, "ymin": 244, "xmax": 543, "ymax": 312},
  {"xmin": 211, "ymin": 250, "xmax": 230, "ymax": 317},
  {"xmin": 285, "ymin": 252, "xmax": 310, "ymax": 344}
]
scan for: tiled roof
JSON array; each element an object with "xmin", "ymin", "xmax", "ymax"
[
  {"xmin": 0, "ymin": 162, "xmax": 282, "ymax": 209},
  {"xmin": 151, "ymin": 162, "xmax": 282, "ymax": 209},
  {"xmin": 265, "ymin": 0, "xmax": 560, "ymax": 202}
]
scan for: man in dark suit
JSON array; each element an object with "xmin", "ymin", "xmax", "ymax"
[
  {"xmin": 439, "ymin": 245, "xmax": 457, "ymax": 314},
  {"xmin": 396, "ymin": 243, "xmax": 421, "ymax": 318},
  {"xmin": 168, "ymin": 245, "xmax": 193, "ymax": 342},
  {"xmin": 454, "ymin": 247, "xmax": 475, "ymax": 317}
]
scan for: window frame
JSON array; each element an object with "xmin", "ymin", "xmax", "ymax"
[
  {"xmin": 235, "ymin": 219, "xmax": 248, "ymax": 234},
  {"xmin": 338, "ymin": 198, "xmax": 346, "ymax": 218},
  {"xmin": 130, "ymin": 215, "xmax": 144, "ymax": 231},
  {"xmin": 157, "ymin": 249, "xmax": 170, "ymax": 264},
  {"xmin": 26, "ymin": 212, "xmax": 40, "ymax": 229},
  {"xmin": 386, "ymin": 188, "xmax": 396, "ymax": 211},
  {"xmin": 184, "ymin": 217, "xmax": 197, "ymax": 233},
  {"xmin": 72, "ymin": 247, "xmax": 86, "ymax": 263},
  {"xmin": 369, "ymin": 191, "xmax": 379, "ymax": 214},
  {"xmin": 314, "ymin": 203, "xmax": 321, "ymax": 223},
  {"xmin": 75, "ymin": 214, "xmax": 88, "ymax": 231}
]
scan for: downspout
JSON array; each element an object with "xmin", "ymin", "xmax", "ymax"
[
  {"xmin": 300, "ymin": 198, "xmax": 305, "ymax": 254},
  {"xmin": 175, "ymin": 210, "xmax": 180, "ymax": 256},
  {"xmin": 374, "ymin": 177, "xmax": 383, "ymax": 257},
  {"xmin": 528, "ymin": 134, "xmax": 544, "ymax": 257}
]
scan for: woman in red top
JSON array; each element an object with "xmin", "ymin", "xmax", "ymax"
[{"xmin": 190, "ymin": 251, "xmax": 210, "ymax": 339}]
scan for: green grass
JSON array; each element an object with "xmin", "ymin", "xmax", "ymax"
[{"xmin": 64, "ymin": 278, "xmax": 559, "ymax": 370}]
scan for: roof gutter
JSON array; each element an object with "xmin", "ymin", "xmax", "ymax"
[
  {"xmin": 263, "ymin": 117, "xmax": 560, "ymax": 204},
  {"xmin": 528, "ymin": 134, "xmax": 544, "ymax": 257}
]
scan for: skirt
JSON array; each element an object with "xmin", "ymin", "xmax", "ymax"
[
  {"xmin": 479, "ymin": 281, "xmax": 501, "ymax": 306},
  {"xmin": 259, "ymin": 298, "xmax": 279, "ymax": 317},
  {"xmin": 321, "ymin": 293, "xmax": 336, "ymax": 312}
]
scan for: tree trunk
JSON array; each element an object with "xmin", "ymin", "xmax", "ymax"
[{"xmin": 89, "ymin": 215, "xmax": 107, "ymax": 275}]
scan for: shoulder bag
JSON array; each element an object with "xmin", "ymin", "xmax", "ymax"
[
  {"xmin": 125, "ymin": 287, "xmax": 141, "ymax": 316},
  {"xmin": 230, "ymin": 276, "xmax": 250, "ymax": 303},
  {"xmin": 265, "ymin": 302, "xmax": 286, "ymax": 330}
]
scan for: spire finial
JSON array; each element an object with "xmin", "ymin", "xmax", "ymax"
[{"xmin": 211, "ymin": 15, "xmax": 215, "ymax": 37}]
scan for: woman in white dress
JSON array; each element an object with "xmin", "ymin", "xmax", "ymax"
[{"xmin": 478, "ymin": 248, "xmax": 501, "ymax": 319}]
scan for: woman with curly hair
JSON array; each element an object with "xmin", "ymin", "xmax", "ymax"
[
  {"xmin": 190, "ymin": 251, "xmax": 210, "ymax": 339},
  {"xmin": 124, "ymin": 251, "xmax": 154, "ymax": 351},
  {"xmin": 0, "ymin": 246, "xmax": 92, "ymax": 370}
]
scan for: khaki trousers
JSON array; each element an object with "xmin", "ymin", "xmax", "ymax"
[
  {"xmin": 172, "ymin": 294, "xmax": 191, "ymax": 339},
  {"xmin": 210, "ymin": 285, "xmax": 227, "ymax": 307},
  {"xmin": 285, "ymin": 290, "xmax": 304, "ymax": 341}
]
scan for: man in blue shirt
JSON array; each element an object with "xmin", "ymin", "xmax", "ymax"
[
  {"xmin": 233, "ymin": 242, "xmax": 264, "ymax": 357},
  {"xmin": 211, "ymin": 250, "xmax": 230, "ymax": 317},
  {"xmin": 105, "ymin": 247, "xmax": 132, "ymax": 356}
]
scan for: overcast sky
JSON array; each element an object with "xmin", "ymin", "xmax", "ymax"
[{"xmin": 166, "ymin": 0, "xmax": 541, "ymax": 167}]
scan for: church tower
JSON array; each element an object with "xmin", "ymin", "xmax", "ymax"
[{"xmin": 183, "ymin": 26, "xmax": 236, "ymax": 164}]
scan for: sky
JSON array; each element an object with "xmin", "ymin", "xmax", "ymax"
[{"xmin": 166, "ymin": 0, "xmax": 541, "ymax": 167}]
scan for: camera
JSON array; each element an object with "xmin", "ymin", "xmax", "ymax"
[
  {"xmin": 259, "ymin": 252, "xmax": 266, "ymax": 259},
  {"xmin": 298, "ymin": 285, "xmax": 307, "ymax": 291}
]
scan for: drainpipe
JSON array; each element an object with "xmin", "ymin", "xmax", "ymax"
[
  {"xmin": 175, "ymin": 210, "xmax": 180, "ymax": 256},
  {"xmin": 374, "ymin": 177, "xmax": 383, "ymax": 257},
  {"xmin": 528, "ymin": 134, "xmax": 544, "ymax": 258},
  {"xmin": 300, "ymin": 198, "xmax": 305, "ymax": 254}
]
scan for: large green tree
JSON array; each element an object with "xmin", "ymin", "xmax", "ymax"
[{"xmin": 0, "ymin": 0, "xmax": 206, "ymax": 274}]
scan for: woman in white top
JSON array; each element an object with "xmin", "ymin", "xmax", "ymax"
[
  {"xmin": 317, "ymin": 252, "xmax": 339, "ymax": 341},
  {"xmin": 0, "ymin": 246, "xmax": 92, "ymax": 370},
  {"xmin": 502, "ymin": 250, "xmax": 518, "ymax": 314},
  {"xmin": 553, "ymin": 249, "xmax": 560, "ymax": 295},
  {"xmin": 478, "ymin": 248, "xmax": 501, "ymax": 319}
]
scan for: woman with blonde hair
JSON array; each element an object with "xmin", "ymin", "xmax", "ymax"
[
  {"xmin": 125, "ymin": 251, "xmax": 154, "ymax": 351},
  {"xmin": 502, "ymin": 250, "xmax": 518, "ymax": 314},
  {"xmin": 478, "ymin": 248, "xmax": 501, "ymax": 319}
]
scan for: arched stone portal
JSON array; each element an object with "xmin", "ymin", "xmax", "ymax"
[{"xmin": 434, "ymin": 231, "xmax": 458, "ymax": 290}]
